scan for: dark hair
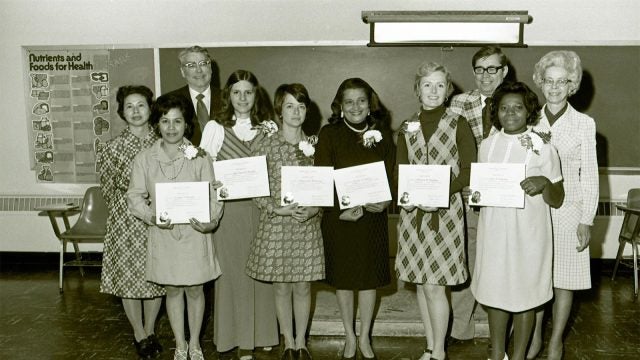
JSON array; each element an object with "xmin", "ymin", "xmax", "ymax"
[
  {"xmin": 472, "ymin": 45, "xmax": 508, "ymax": 68},
  {"xmin": 215, "ymin": 70, "xmax": 274, "ymax": 127},
  {"xmin": 116, "ymin": 85, "xmax": 153, "ymax": 120},
  {"xmin": 490, "ymin": 81, "xmax": 541, "ymax": 129},
  {"xmin": 328, "ymin": 77, "xmax": 390, "ymax": 132},
  {"xmin": 150, "ymin": 94, "xmax": 194, "ymax": 139},
  {"xmin": 274, "ymin": 83, "xmax": 311, "ymax": 118}
]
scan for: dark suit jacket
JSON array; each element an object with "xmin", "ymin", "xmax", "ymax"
[{"xmin": 164, "ymin": 85, "xmax": 223, "ymax": 146}]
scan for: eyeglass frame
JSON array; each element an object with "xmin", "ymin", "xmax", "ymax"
[
  {"xmin": 473, "ymin": 65, "xmax": 506, "ymax": 75},
  {"xmin": 542, "ymin": 78, "xmax": 572, "ymax": 87},
  {"xmin": 181, "ymin": 60, "xmax": 212, "ymax": 70}
]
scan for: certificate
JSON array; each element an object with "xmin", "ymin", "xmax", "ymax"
[
  {"xmin": 469, "ymin": 163, "xmax": 526, "ymax": 208},
  {"xmin": 155, "ymin": 181, "xmax": 210, "ymax": 224},
  {"xmin": 280, "ymin": 166, "xmax": 334, "ymax": 207},
  {"xmin": 397, "ymin": 164, "xmax": 451, "ymax": 207},
  {"xmin": 333, "ymin": 161, "xmax": 392, "ymax": 210},
  {"xmin": 212, "ymin": 155, "xmax": 270, "ymax": 200}
]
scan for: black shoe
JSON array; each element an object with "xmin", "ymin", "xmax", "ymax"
[
  {"xmin": 146, "ymin": 334, "xmax": 162, "ymax": 355},
  {"xmin": 281, "ymin": 348, "xmax": 296, "ymax": 360},
  {"xmin": 297, "ymin": 348, "xmax": 312, "ymax": 360},
  {"xmin": 133, "ymin": 337, "xmax": 154, "ymax": 359}
]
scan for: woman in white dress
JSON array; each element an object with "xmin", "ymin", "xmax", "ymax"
[
  {"xmin": 471, "ymin": 82, "xmax": 564, "ymax": 360},
  {"xmin": 527, "ymin": 51, "xmax": 599, "ymax": 360}
]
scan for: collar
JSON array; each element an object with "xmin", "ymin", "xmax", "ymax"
[{"xmin": 188, "ymin": 86, "xmax": 211, "ymax": 99}]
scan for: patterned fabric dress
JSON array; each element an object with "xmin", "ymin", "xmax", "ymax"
[
  {"xmin": 395, "ymin": 109, "xmax": 467, "ymax": 286},
  {"xmin": 246, "ymin": 132, "xmax": 325, "ymax": 282},
  {"xmin": 314, "ymin": 122, "xmax": 395, "ymax": 290},
  {"xmin": 98, "ymin": 126, "xmax": 165, "ymax": 298},
  {"xmin": 208, "ymin": 127, "xmax": 279, "ymax": 352},
  {"xmin": 536, "ymin": 104, "xmax": 598, "ymax": 290}
]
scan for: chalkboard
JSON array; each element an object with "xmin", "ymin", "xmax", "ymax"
[{"xmin": 159, "ymin": 46, "xmax": 639, "ymax": 167}]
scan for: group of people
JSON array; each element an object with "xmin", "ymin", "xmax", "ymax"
[{"xmin": 97, "ymin": 45, "xmax": 598, "ymax": 360}]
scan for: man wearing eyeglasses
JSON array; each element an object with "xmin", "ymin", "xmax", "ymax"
[
  {"xmin": 164, "ymin": 45, "xmax": 222, "ymax": 146},
  {"xmin": 447, "ymin": 45, "xmax": 510, "ymax": 345}
]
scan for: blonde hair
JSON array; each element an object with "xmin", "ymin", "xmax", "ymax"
[{"xmin": 532, "ymin": 50, "xmax": 582, "ymax": 96}]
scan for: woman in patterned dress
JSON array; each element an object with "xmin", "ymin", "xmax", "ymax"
[
  {"xmin": 128, "ymin": 94, "xmax": 223, "ymax": 360},
  {"xmin": 98, "ymin": 85, "xmax": 165, "ymax": 359},
  {"xmin": 314, "ymin": 78, "xmax": 395, "ymax": 360},
  {"xmin": 528, "ymin": 51, "xmax": 599, "ymax": 360},
  {"xmin": 395, "ymin": 62, "xmax": 476, "ymax": 360},
  {"xmin": 471, "ymin": 82, "xmax": 564, "ymax": 360},
  {"xmin": 200, "ymin": 70, "xmax": 279, "ymax": 359},
  {"xmin": 246, "ymin": 83, "xmax": 324, "ymax": 360}
]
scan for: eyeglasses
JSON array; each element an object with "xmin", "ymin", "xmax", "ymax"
[
  {"xmin": 543, "ymin": 78, "xmax": 571, "ymax": 87},
  {"xmin": 473, "ymin": 65, "xmax": 505, "ymax": 75},
  {"xmin": 182, "ymin": 60, "xmax": 211, "ymax": 70}
]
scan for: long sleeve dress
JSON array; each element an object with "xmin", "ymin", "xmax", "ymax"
[
  {"xmin": 395, "ymin": 106, "xmax": 476, "ymax": 286},
  {"xmin": 127, "ymin": 138, "xmax": 222, "ymax": 286},
  {"xmin": 98, "ymin": 126, "xmax": 165, "ymax": 298},
  {"xmin": 200, "ymin": 118, "xmax": 278, "ymax": 352},
  {"xmin": 535, "ymin": 104, "xmax": 598, "ymax": 290},
  {"xmin": 314, "ymin": 121, "xmax": 395, "ymax": 290},
  {"xmin": 246, "ymin": 131, "xmax": 325, "ymax": 282},
  {"xmin": 471, "ymin": 128, "xmax": 563, "ymax": 312}
]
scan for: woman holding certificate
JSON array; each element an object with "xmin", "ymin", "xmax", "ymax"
[
  {"xmin": 471, "ymin": 82, "xmax": 564, "ymax": 360},
  {"xmin": 199, "ymin": 70, "xmax": 279, "ymax": 359},
  {"xmin": 395, "ymin": 62, "xmax": 476, "ymax": 360},
  {"xmin": 527, "ymin": 51, "xmax": 599, "ymax": 360},
  {"xmin": 98, "ymin": 85, "xmax": 165, "ymax": 358},
  {"xmin": 127, "ymin": 94, "xmax": 223, "ymax": 360},
  {"xmin": 314, "ymin": 78, "xmax": 395, "ymax": 360},
  {"xmin": 246, "ymin": 83, "xmax": 324, "ymax": 360}
]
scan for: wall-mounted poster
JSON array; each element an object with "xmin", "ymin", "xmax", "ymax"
[{"xmin": 26, "ymin": 49, "xmax": 112, "ymax": 183}]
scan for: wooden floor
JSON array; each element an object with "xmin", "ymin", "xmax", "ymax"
[{"xmin": 1, "ymin": 256, "xmax": 638, "ymax": 360}]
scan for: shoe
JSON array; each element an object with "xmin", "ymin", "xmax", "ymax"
[
  {"xmin": 342, "ymin": 339, "xmax": 356, "ymax": 360},
  {"xmin": 147, "ymin": 334, "xmax": 162, "ymax": 355},
  {"xmin": 281, "ymin": 348, "xmax": 296, "ymax": 360},
  {"xmin": 297, "ymin": 348, "xmax": 312, "ymax": 360},
  {"xmin": 419, "ymin": 348, "xmax": 432, "ymax": 360},
  {"xmin": 189, "ymin": 346, "xmax": 205, "ymax": 360},
  {"xmin": 357, "ymin": 347, "xmax": 377, "ymax": 360},
  {"xmin": 134, "ymin": 337, "xmax": 154, "ymax": 359},
  {"xmin": 174, "ymin": 344, "xmax": 188, "ymax": 360}
]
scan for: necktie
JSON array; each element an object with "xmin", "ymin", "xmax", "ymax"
[
  {"xmin": 482, "ymin": 97, "xmax": 492, "ymax": 139},
  {"xmin": 196, "ymin": 94, "xmax": 209, "ymax": 131}
]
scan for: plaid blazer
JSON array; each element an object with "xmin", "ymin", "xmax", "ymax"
[{"xmin": 449, "ymin": 89, "xmax": 486, "ymax": 150}]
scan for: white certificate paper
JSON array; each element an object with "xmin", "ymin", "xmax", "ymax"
[
  {"xmin": 469, "ymin": 163, "xmax": 526, "ymax": 208},
  {"xmin": 333, "ymin": 161, "xmax": 392, "ymax": 210},
  {"xmin": 280, "ymin": 166, "xmax": 334, "ymax": 207},
  {"xmin": 397, "ymin": 164, "xmax": 451, "ymax": 207},
  {"xmin": 212, "ymin": 155, "xmax": 270, "ymax": 200},
  {"xmin": 155, "ymin": 181, "xmax": 210, "ymax": 224}
]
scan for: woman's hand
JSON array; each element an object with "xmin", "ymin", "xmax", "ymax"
[
  {"xmin": 189, "ymin": 218, "xmax": 219, "ymax": 233},
  {"xmin": 520, "ymin": 176, "xmax": 550, "ymax": 196},
  {"xmin": 210, "ymin": 180, "xmax": 223, "ymax": 191},
  {"xmin": 576, "ymin": 223, "xmax": 591, "ymax": 252},
  {"xmin": 292, "ymin": 206, "xmax": 319, "ymax": 223},
  {"xmin": 400, "ymin": 205, "xmax": 438, "ymax": 213},
  {"xmin": 273, "ymin": 203, "xmax": 299, "ymax": 217},
  {"xmin": 153, "ymin": 216, "xmax": 174, "ymax": 230},
  {"xmin": 339, "ymin": 206, "xmax": 363, "ymax": 222},
  {"xmin": 364, "ymin": 201, "xmax": 391, "ymax": 213}
]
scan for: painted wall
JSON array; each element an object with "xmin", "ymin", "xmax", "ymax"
[{"xmin": 1, "ymin": 0, "xmax": 638, "ymax": 255}]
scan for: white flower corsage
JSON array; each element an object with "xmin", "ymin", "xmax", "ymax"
[
  {"xmin": 403, "ymin": 120, "xmax": 421, "ymax": 134},
  {"xmin": 298, "ymin": 135, "xmax": 318, "ymax": 157},
  {"xmin": 518, "ymin": 132, "xmax": 546, "ymax": 156},
  {"xmin": 362, "ymin": 130, "xmax": 382, "ymax": 148},
  {"xmin": 179, "ymin": 144, "xmax": 207, "ymax": 159},
  {"xmin": 253, "ymin": 120, "xmax": 279, "ymax": 137}
]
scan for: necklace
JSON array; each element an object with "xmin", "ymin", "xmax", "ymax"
[
  {"xmin": 343, "ymin": 120, "xmax": 369, "ymax": 133},
  {"xmin": 158, "ymin": 157, "xmax": 186, "ymax": 180}
]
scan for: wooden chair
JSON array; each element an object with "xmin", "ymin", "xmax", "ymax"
[
  {"xmin": 36, "ymin": 186, "xmax": 108, "ymax": 293},
  {"xmin": 611, "ymin": 188, "xmax": 640, "ymax": 298}
]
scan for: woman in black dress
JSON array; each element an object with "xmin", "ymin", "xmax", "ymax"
[{"xmin": 314, "ymin": 78, "xmax": 395, "ymax": 360}]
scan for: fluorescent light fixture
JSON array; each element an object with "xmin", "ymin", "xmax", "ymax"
[{"xmin": 362, "ymin": 11, "xmax": 532, "ymax": 47}]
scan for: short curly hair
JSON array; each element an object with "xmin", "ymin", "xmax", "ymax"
[
  {"xmin": 150, "ymin": 94, "xmax": 194, "ymax": 139},
  {"xmin": 414, "ymin": 61, "xmax": 454, "ymax": 100},
  {"xmin": 490, "ymin": 82, "xmax": 541, "ymax": 130},
  {"xmin": 115, "ymin": 85, "xmax": 153, "ymax": 121},
  {"xmin": 532, "ymin": 50, "xmax": 582, "ymax": 96}
]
